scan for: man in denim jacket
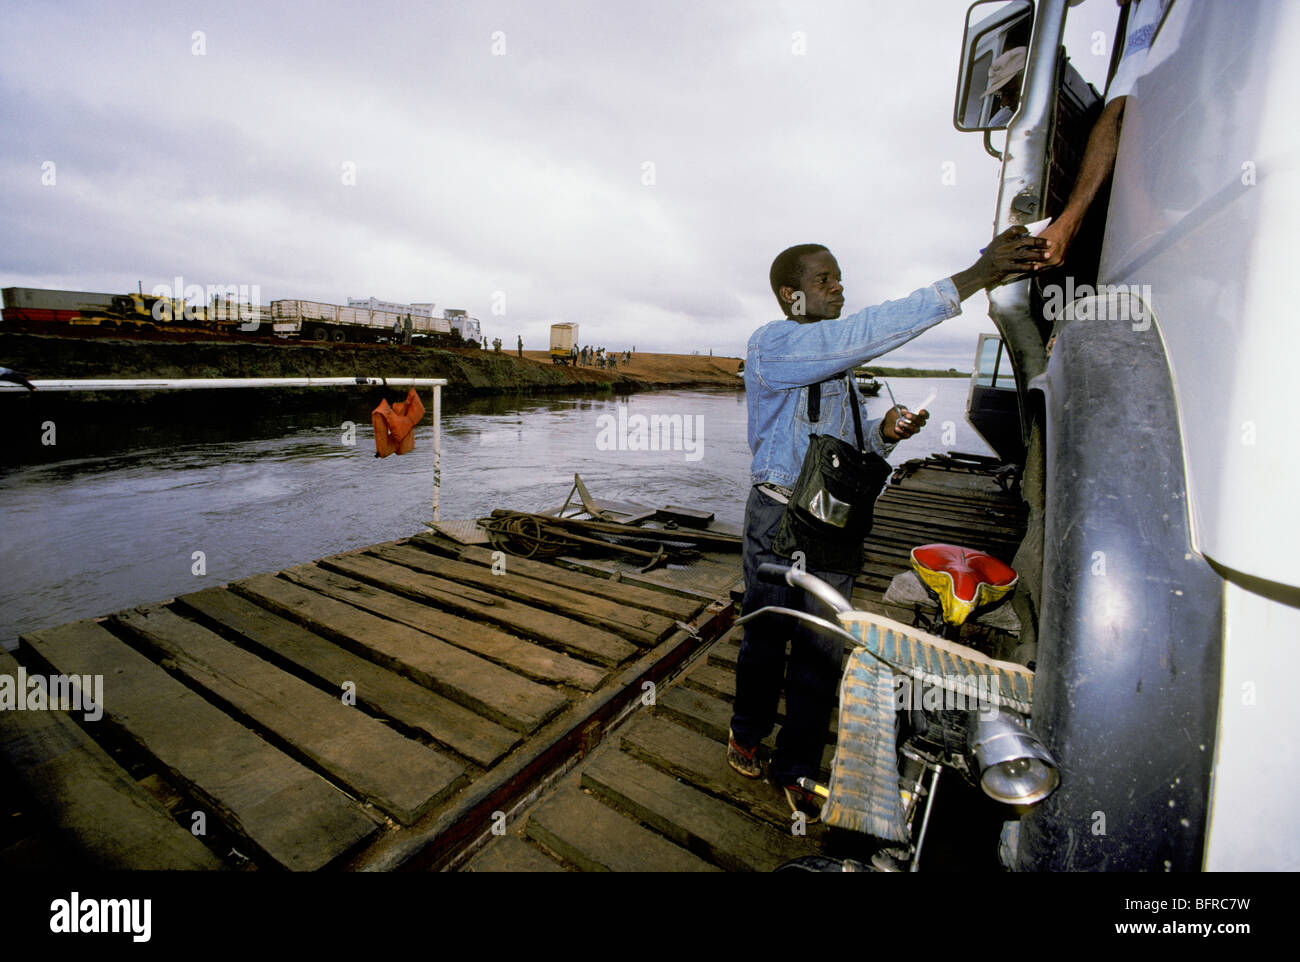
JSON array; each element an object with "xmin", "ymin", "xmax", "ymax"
[{"xmin": 728, "ymin": 228, "xmax": 1048, "ymax": 819}]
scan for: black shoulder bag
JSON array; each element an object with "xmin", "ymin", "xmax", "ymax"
[{"xmin": 773, "ymin": 373, "xmax": 892, "ymax": 574}]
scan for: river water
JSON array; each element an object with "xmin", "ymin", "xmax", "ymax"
[{"xmin": 0, "ymin": 377, "xmax": 989, "ymax": 647}]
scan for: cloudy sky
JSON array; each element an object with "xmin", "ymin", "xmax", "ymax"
[{"xmin": 3, "ymin": 0, "xmax": 1119, "ymax": 367}]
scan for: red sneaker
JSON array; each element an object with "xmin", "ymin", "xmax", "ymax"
[{"xmin": 727, "ymin": 729, "xmax": 762, "ymax": 779}]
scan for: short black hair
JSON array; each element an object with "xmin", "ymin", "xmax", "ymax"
[{"xmin": 770, "ymin": 244, "xmax": 829, "ymax": 315}]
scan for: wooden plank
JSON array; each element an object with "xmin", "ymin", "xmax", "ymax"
[
  {"xmin": 319, "ymin": 551, "xmax": 638, "ymax": 667},
  {"xmin": 886, "ymin": 484, "xmax": 1023, "ymax": 506},
  {"xmin": 656, "ymin": 686, "xmax": 746, "ymax": 744},
  {"xmin": 177, "ymin": 587, "xmax": 519, "ymax": 769},
  {"xmin": 708, "ymin": 637, "xmax": 742, "ymax": 670},
  {"xmin": 680, "ymin": 662, "xmax": 737, "ymax": 702},
  {"xmin": 524, "ymin": 780, "xmax": 719, "ymax": 872},
  {"xmin": 581, "ymin": 748, "xmax": 811, "ymax": 871},
  {"xmin": 655, "ymin": 505, "xmax": 714, "ymax": 527},
  {"xmin": 113, "ymin": 605, "xmax": 466, "ymax": 826},
  {"xmin": 368, "ymin": 544, "xmax": 676, "ymax": 646},
  {"xmin": 231, "ymin": 574, "xmax": 567, "ymax": 734},
  {"xmin": 559, "ymin": 553, "xmax": 744, "ymax": 601},
  {"xmin": 867, "ymin": 522, "xmax": 1021, "ymax": 546},
  {"xmin": 870, "ymin": 516, "xmax": 1024, "ymax": 542},
  {"xmin": 451, "ymin": 544, "xmax": 702, "ymax": 621},
  {"xmin": 279, "ymin": 564, "xmax": 608, "ymax": 692},
  {"xmin": 462, "ymin": 834, "xmax": 568, "ymax": 872},
  {"xmin": 495, "ymin": 510, "xmax": 742, "ymax": 551},
  {"xmin": 428, "ymin": 520, "xmax": 491, "ymax": 546},
  {"xmin": 882, "ymin": 488, "xmax": 1026, "ymax": 512},
  {"xmin": 869, "ymin": 524, "xmax": 1023, "ymax": 551},
  {"xmin": 874, "ymin": 507, "xmax": 1025, "ymax": 534},
  {"xmin": 658, "ymin": 677, "xmax": 837, "ymax": 744},
  {"xmin": 20, "ymin": 621, "xmax": 376, "ymax": 871},
  {"xmin": 617, "ymin": 714, "xmax": 807, "ymax": 834},
  {"xmin": 0, "ymin": 650, "xmax": 225, "ymax": 870}
]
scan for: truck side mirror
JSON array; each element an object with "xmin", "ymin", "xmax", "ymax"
[{"xmin": 954, "ymin": 0, "xmax": 1034, "ymax": 131}]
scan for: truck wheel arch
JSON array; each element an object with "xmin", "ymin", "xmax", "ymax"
[{"xmin": 1016, "ymin": 295, "xmax": 1223, "ymax": 871}]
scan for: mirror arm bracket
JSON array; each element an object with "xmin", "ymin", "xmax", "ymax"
[{"xmin": 984, "ymin": 128, "xmax": 1003, "ymax": 161}]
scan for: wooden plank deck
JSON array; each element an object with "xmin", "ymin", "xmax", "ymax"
[
  {"xmin": 0, "ymin": 532, "xmax": 735, "ymax": 871},
  {"xmin": 1, "ymin": 457, "xmax": 1026, "ymax": 872},
  {"xmin": 458, "ymin": 625, "xmax": 839, "ymax": 872},
  {"xmin": 457, "ymin": 463, "xmax": 1028, "ymax": 873}
]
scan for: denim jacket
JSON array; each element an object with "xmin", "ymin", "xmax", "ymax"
[{"xmin": 746, "ymin": 278, "xmax": 962, "ymax": 487}]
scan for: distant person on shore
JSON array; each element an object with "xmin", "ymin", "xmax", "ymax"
[
  {"xmin": 517, "ymin": 334, "xmax": 523, "ymax": 358},
  {"xmin": 728, "ymin": 228, "xmax": 1048, "ymax": 820},
  {"xmin": 492, "ymin": 337, "xmax": 502, "ymax": 353}
]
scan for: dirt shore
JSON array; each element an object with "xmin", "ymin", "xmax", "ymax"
[{"xmin": 0, "ymin": 333, "xmax": 743, "ymax": 397}]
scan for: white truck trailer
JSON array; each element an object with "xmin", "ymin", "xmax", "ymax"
[
  {"xmin": 549, "ymin": 322, "xmax": 578, "ymax": 364},
  {"xmin": 270, "ymin": 299, "xmax": 452, "ymax": 342}
]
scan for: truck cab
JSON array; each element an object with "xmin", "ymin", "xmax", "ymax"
[{"xmin": 954, "ymin": 0, "xmax": 1299, "ymax": 871}]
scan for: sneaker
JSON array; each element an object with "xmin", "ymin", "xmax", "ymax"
[
  {"xmin": 783, "ymin": 783, "xmax": 823, "ymax": 824},
  {"xmin": 727, "ymin": 729, "xmax": 762, "ymax": 779}
]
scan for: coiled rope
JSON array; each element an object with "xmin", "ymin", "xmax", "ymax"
[{"xmin": 477, "ymin": 512, "xmax": 574, "ymax": 559}]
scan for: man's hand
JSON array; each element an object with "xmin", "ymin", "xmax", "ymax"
[
  {"xmin": 1037, "ymin": 215, "xmax": 1080, "ymax": 269},
  {"xmin": 950, "ymin": 226, "xmax": 1050, "ymax": 300},
  {"xmin": 882, "ymin": 406, "xmax": 928, "ymax": 442}
]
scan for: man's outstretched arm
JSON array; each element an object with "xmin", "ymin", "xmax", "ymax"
[
  {"xmin": 1037, "ymin": 96, "xmax": 1127, "ymax": 269},
  {"xmin": 755, "ymin": 229, "xmax": 1047, "ymax": 390}
]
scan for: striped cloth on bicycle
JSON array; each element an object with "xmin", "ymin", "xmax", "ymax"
[
  {"xmin": 821, "ymin": 611, "xmax": 1037, "ymax": 840},
  {"xmin": 839, "ymin": 611, "xmax": 1034, "ymax": 715},
  {"xmin": 820, "ymin": 648, "xmax": 909, "ymax": 842}
]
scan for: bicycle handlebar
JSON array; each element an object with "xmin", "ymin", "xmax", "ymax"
[{"xmin": 756, "ymin": 563, "xmax": 855, "ymax": 614}]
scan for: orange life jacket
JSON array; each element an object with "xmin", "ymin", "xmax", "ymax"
[{"xmin": 372, "ymin": 387, "xmax": 426, "ymax": 457}]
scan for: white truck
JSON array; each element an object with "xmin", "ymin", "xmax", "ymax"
[
  {"xmin": 269, "ymin": 299, "xmax": 451, "ymax": 343},
  {"xmin": 949, "ymin": 0, "xmax": 1299, "ymax": 871},
  {"xmin": 439, "ymin": 308, "xmax": 481, "ymax": 345}
]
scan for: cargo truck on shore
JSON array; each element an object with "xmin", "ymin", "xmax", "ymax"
[
  {"xmin": 3, "ymin": 286, "xmax": 482, "ymax": 346},
  {"xmin": 549, "ymin": 322, "xmax": 578, "ymax": 364}
]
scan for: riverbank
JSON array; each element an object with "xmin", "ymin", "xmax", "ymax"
[
  {"xmin": 0, "ymin": 333, "xmax": 742, "ymax": 397},
  {"xmin": 860, "ymin": 365, "xmax": 971, "ymax": 378}
]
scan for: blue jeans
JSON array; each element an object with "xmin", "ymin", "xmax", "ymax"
[{"xmin": 730, "ymin": 485, "xmax": 855, "ymax": 786}]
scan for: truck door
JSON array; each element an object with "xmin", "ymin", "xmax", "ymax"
[{"xmin": 955, "ymin": 0, "xmax": 1104, "ymax": 449}]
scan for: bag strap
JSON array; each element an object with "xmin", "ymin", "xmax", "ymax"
[
  {"xmin": 845, "ymin": 374, "xmax": 867, "ymax": 454},
  {"xmin": 807, "ymin": 380, "xmax": 824, "ymax": 423},
  {"xmin": 806, "ymin": 373, "xmax": 867, "ymax": 453}
]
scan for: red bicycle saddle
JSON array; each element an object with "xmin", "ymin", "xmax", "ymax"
[{"xmin": 910, "ymin": 543, "xmax": 1018, "ymax": 627}]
